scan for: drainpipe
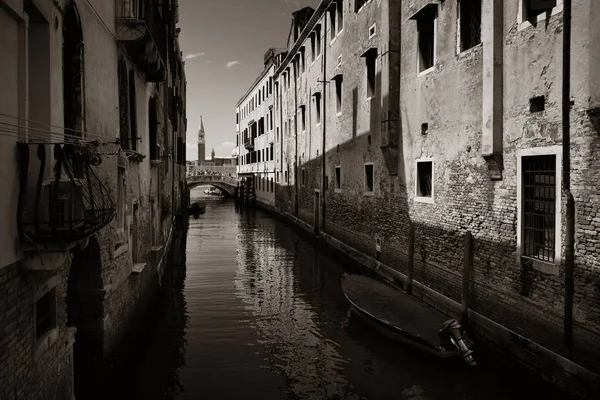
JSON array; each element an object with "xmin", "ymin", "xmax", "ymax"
[
  {"xmin": 562, "ymin": 0, "xmax": 574, "ymax": 349},
  {"xmin": 321, "ymin": 14, "xmax": 327, "ymax": 230}
]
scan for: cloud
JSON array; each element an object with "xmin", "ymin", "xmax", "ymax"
[
  {"xmin": 226, "ymin": 61, "xmax": 241, "ymax": 68},
  {"xmin": 221, "ymin": 141, "xmax": 235, "ymax": 147},
  {"xmin": 206, "ymin": 60, "xmax": 215, "ymax": 64},
  {"xmin": 184, "ymin": 52, "xmax": 205, "ymax": 60},
  {"xmin": 284, "ymin": 0, "xmax": 301, "ymax": 5}
]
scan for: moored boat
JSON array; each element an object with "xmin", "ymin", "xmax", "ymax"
[{"xmin": 341, "ymin": 273, "xmax": 476, "ymax": 366}]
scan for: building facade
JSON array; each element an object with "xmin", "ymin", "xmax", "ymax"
[
  {"xmin": 247, "ymin": 0, "xmax": 600, "ymax": 394},
  {"xmin": 235, "ymin": 48, "xmax": 289, "ymax": 207},
  {"xmin": 0, "ymin": 0, "xmax": 187, "ymax": 399}
]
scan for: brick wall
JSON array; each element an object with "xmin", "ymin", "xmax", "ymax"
[
  {"xmin": 273, "ymin": 0, "xmax": 600, "ymax": 379},
  {"xmin": 0, "ymin": 261, "xmax": 74, "ymax": 400}
]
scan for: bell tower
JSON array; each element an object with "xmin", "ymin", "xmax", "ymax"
[{"xmin": 197, "ymin": 116, "xmax": 206, "ymax": 164}]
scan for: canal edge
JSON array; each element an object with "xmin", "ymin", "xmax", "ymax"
[{"xmin": 248, "ymin": 201, "xmax": 600, "ymax": 400}]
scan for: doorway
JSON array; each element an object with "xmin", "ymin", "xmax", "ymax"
[{"xmin": 67, "ymin": 237, "xmax": 104, "ymax": 400}]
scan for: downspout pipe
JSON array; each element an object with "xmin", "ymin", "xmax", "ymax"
[
  {"xmin": 321, "ymin": 14, "xmax": 327, "ymax": 231},
  {"xmin": 562, "ymin": 0, "xmax": 575, "ymax": 349}
]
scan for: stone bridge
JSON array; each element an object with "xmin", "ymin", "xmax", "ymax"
[{"xmin": 186, "ymin": 174, "xmax": 238, "ymax": 197}]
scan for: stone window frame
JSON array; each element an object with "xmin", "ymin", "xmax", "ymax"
[
  {"xmin": 414, "ymin": 157, "xmax": 435, "ymax": 204},
  {"xmin": 518, "ymin": 0, "xmax": 563, "ymax": 32},
  {"xmin": 356, "ymin": 0, "xmax": 373, "ymax": 14},
  {"xmin": 516, "ymin": 145, "xmax": 563, "ymax": 266},
  {"xmin": 335, "ymin": 165, "xmax": 342, "ymax": 193},
  {"xmin": 456, "ymin": 0, "xmax": 483, "ymax": 55},
  {"xmin": 33, "ymin": 277, "xmax": 59, "ymax": 362},
  {"xmin": 414, "ymin": 7, "xmax": 438, "ymax": 77},
  {"xmin": 368, "ymin": 22, "xmax": 377, "ymax": 39},
  {"xmin": 363, "ymin": 162, "xmax": 375, "ymax": 196}
]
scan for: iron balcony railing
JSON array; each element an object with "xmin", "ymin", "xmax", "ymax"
[
  {"xmin": 17, "ymin": 142, "xmax": 116, "ymax": 244},
  {"xmin": 116, "ymin": 0, "xmax": 167, "ymax": 71}
]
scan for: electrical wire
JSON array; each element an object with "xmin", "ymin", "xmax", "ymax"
[{"xmin": 0, "ymin": 112, "xmax": 116, "ymax": 141}]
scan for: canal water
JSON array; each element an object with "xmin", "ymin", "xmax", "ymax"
[{"xmin": 108, "ymin": 187, "xmax": 569, "ymax": 400}]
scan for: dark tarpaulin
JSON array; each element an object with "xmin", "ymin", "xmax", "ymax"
[{"xmin": 341, "ymin": 274, "xmax": 450, "ymax": 347}]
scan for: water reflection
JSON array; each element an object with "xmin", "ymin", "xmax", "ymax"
[
  {"xmin": 106, "ymin": 195, "xmax": 569, "ymax": 400},
  {"xmin": 234, "ymin": 210, "xmax": 350, "ymax": 399}
]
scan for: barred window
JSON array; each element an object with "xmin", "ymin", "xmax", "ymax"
[
  {"xmin": 459, "ymin": 0, "xmax": 481, "ymax": 52},
  {"xmin": 522, "ymin": 155, "xmax": 556, "ymax": 262}
]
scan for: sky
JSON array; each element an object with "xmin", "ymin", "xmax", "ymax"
[{"xmin": 178, "ymin": 0, "xmax": 321, "ymax": 161}]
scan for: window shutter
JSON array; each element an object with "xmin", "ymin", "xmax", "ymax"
[{"xmin": 530, "ymin": 0, "xmax": 557, "ymax": 11}]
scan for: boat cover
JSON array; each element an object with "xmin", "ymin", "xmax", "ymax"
[{"xmin": 341, "ymin": 274, "xmax": 450, "ymax": 347}]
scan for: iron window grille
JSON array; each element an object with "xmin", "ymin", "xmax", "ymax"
[{"xmin": 522, "ymin": 155, "xmax": 556, "ymax": 262}]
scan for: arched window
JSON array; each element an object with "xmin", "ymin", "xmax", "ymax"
[{"xmin": 63, "ymin": 1, "xmax": 84, "ymax": 136}]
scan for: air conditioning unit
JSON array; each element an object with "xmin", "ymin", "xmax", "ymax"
[{"xmin": 40, "ymin": 178, "xmax": 85, "ymax": 231}]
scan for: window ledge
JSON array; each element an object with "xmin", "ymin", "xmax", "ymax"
[
  {"xmin": 335, "ymin": 188, "xmax": 342, "ymax": 194},
  {"xmin": 336, "ymin": 111, "xmax": 343, "ymax": 117},
  {"xmin": 518, "ymin": 4, "xmax": 563, "ymax": 32},
  {"xmin": 34, "ymin": 327, "xmax": 59, "ymax": 363},
  {"xmin": 363, "ymin": 191, "xmax": 374, "ymax": 196},
  {"xmin": 150, "ymin": 159, "xmax": 161, "ymax": 166},
  {"xmin": 521, "ymin": 256, "xmax": 559, "ymax": 275},
  {"xmin": 131, "ymin": 263, "xmax": 147, "ymax": 275},
  {"xmin": 457, "ymin": 43, "xmax": 482, "ymax": 58},
  {"xmin": 414, "ymin": 196, "xmax": 434, "ymax": 204},
  {"xmin": 125, "ymin": 150, "xmax": 146, "ymax": 163},
  {"xmin": 113, "ymin": 242, "xmax": 128, "ymax": 259},
  {"xmin": 418, "ymin": 66, "xmax": 436, "ymax": 77}
]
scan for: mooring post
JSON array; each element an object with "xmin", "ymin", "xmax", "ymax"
[
  {"xmin": 406, "ymin": 223, "xmax": 415, "ymax": 295},
  {"xmin": 461, "ymin": 231, "xmax": 473, "ymax": 325}
]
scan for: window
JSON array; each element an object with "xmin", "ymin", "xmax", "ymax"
[
  {"xmin": 335, "ymin": 166, "xmax": 341, "ymax": 192},
  {"xmin": 522, "ymin": 155, "xmax": 557, "ymax": 262},
  {"xmin": 369, "ymin": 23, "xmax": 376, "ymax": 39},
  {"xmin": 300, "ymin": 105, "xmax": 306, "ymax": 131},
  {"xmin": 258, "ymin": 150, "xmax": 261, "ymax": 163},
  {"xmin": 117, "ymin": 166, "xmax": 126, "ymax": 239},
  {"xmin": 355, "ymin": 0, "xmax": 367, "ymax": 12},
  {"xmin": 523, "ymin": 0, "xmax": 557, "ymax": 21},
  {"xmin": 300, "ymin": 48, "xmax": 306, "ymax": 73},
  {"xmin": 316, "ymin": 26, "xmax": 322, "ymax": 56},
  {"xmin": 311, "ymin": 33, "xmax": 316, "ymax": 62},
  {"xmin": 364, "ymin": 164, "xmax": 374, "ymax": 193},
  {"xmin": 36, "ymin": 288, "xmax": 57, "ymax": 338},
  {"xmin": 330, "ymin": 7, "xmax": 336, "ymax": 40},
  {"xmin": 337, "ymin": 0, "xmax": 344, "ymax": 33},
  {"xmin": 128, "ymin": 70, "xmax": 138, "ymax": 151},
  {"xmin": 271, "ymin": 178, "xmax": 274, "ymax": 192},
  {"xmin": 334, "ymin": 75, "xmax": 343, "ymax": 114},
  {"xmin": 269, "ymin": 109, "xmax": 273, "ymax": 131},
  {"xmin": 366, "ymin": 53, "xmax": 376, "ymax": 98},
  {"xmin": 416, "ymin": 160, "xmax": 433, "ymax": 201},
  {"xmin": 149, "ymin": 97, "xmax": 158, "ymax": 160},
  {"xmin": 236, "ymin": 112, "xmax": 239, "ymax": 124},
  {"xmin": 314, "ymin": 93, "xmax": 322, "ymax": 124},
  {"xmin": 417, "ymin": 8, "xmax": 436, "ymax": 73},
  {"xmin": 459, "ymin": 0, "xmax": 481, "ymax": 52}
]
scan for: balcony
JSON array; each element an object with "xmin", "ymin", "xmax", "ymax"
[
  {"xmin": 116, "ymin": 0, "xmax": 167, "ymax": 82},
  {"xmin": 244, "ymin": 138, "xmax": 255, "ymax": 151},
  {"xmin": 17, "ymin": 142, "xmax": 115, "ymax": 247}
]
